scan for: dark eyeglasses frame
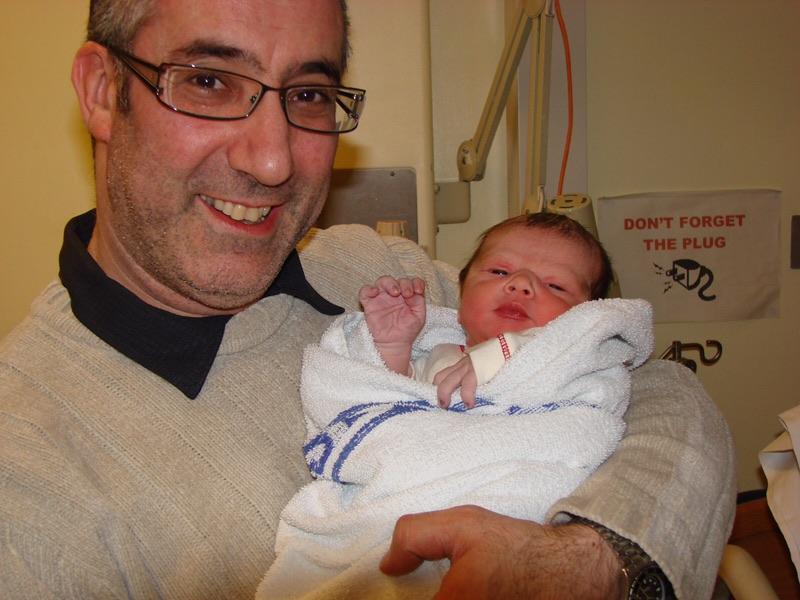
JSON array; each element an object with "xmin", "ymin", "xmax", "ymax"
[{"xmin": 105, "ymin": 45, "xmax": 366, "ymax": 134}]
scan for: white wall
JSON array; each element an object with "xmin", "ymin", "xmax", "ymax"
[
  {"xmin": 336, "ymin": 0, "xmax": 436, "ymax": 255},
  {"xmin": 431, "ymin": 0, "xmax": 510, "ymax": 267},
  {"xmin": 585, "ymin": 0, "xmax": 800, "ymax": 490},
  {"xmin": 431, "ymin": 0, "xmax": 588, "ymax": 266}
]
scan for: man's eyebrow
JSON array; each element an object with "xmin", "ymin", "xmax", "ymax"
[
  {"xmin": 168, "ymin": 40, "xmax": 342, "ymax": 83},
  {"xmin": 290, "ymin": 60, "xmax": 342, "ymax": 84},
  {"xmin": 170, "ymin": 40, "xmax": 261, "ymax": 67}
]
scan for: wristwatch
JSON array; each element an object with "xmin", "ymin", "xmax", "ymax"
[{"xmin": 570, "ymin": 516, "xmax": 674, "ymax": 600}]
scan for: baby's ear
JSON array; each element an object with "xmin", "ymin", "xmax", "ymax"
[{"xmin": 72, "ymin": 42, "xmax": 118, "ymax": 142}]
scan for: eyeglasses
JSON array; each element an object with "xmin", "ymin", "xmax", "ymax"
[{"xmin": 106, "ymin": 46, "xmax": 366, "ymax": 134}]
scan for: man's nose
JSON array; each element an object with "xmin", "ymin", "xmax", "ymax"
[
  {"xmin": 503, "ymin": 272, "xmax": 535, "ymax": 296},
  {"xmin": 226, "ymin": 92, "xmax": 293, "ymax": 186}
]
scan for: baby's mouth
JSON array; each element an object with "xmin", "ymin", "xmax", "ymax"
[
  {"xmin": 200, "ymin": 194, "xmax": 272, "ymax": 224},
  {"xmin": 495, "ymin": 303, "xmax": 529, "ymax": 320}
]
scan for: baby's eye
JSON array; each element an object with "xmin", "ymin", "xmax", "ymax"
[
  {"xmin": 490, "ymin": 268, "xmax": 508, "ymax": 276},
  {"xmin": 548, "ymin": 283, "xmax": 566, "ymax": 292}
]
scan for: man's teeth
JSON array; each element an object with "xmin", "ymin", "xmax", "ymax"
[{"xmin": 202, "ymin": 196, "xmax": 272, "ymax": 224}]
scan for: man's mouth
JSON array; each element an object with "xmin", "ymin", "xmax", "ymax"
[{"xmin": 200, "ymin": 194, "xmax": 272, "ymax": 225}]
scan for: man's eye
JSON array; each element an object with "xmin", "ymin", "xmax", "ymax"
[
  {"xmin": 295, "ymin": 89, "xmax": 320, "ymax": 102},
  {"xmin": 289, "ymin": 87, "xmax": 334, "ymax": 104},
  {"xmin": 192, "ymin": 73, "xmax": 223, "ymax": 89}
]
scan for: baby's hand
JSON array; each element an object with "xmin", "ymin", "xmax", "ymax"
[
  {"xmin": 432, "ymin": 354, "xmax": 478, "ymax": 409},
  {"xmin": 359, "ymin": 276, "xmax": 426, "ymax": 346}
]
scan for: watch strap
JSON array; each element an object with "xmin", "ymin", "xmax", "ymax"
[{"xmin": 569, "ymin": 516, "xmax": 674, "ymax": 600}]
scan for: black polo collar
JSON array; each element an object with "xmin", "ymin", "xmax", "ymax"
[{"xmin": 58, "ymin": 210, "xmax": 342, "ymax": 399}]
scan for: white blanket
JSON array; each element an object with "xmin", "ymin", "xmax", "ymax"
[{"xmin": 257, "ymin": 299, "xmax": 653, "ymax": 599}]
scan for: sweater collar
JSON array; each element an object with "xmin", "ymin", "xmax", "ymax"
[{"xmin": 58, "ymin": 210, "xmax": 342, "ymax": 399}]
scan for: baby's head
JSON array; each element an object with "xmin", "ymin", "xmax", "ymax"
[{"xmin": 457, "ymin": 212, "xmax": 612, "ymax": 346}]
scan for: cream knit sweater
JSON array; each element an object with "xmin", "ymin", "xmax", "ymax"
[{"xmin": 0, "ymin": 225, "xmax": 735, "ymax": 599}]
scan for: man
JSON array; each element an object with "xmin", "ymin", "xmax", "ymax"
[{"xmin": 0, "ymin": 1, "xmax": 734, "ymax": 598}]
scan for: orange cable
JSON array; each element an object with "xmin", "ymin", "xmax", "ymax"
[{"xmin": 554, "ymin": 0, "xmax": 573, "ymax": 197}]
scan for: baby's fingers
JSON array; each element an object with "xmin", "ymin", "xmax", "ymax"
[
  {"xmin": 396, "ymin": 277, "xmax": 426, "ymax": 298},
  {"xmin": 459, "ymin": 367, "xmax": 478, "ymax": 408},
  {"xmin": 433, "ymin": 361, "xmax": 468, "ymax": 409},
  {"xmin": 435, "ymin": 376, "xmax": 458, "ymax": 409},
  {"xmin": 411, "ymin": 277, "xmax": 426, "ymax": 295},
  {"xmin": 358, "ymin": 285, "xmax": 380, "ymax": 302},
  {"xmin": 374, "ymin": 276, "xmax": 402, "ymax": 295}
]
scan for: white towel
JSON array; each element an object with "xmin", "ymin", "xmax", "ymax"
[{"xmin": 257, "ymin": 299, "xmax": 653, "ymax": 600}]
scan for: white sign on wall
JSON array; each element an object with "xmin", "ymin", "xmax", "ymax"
[{"xmin": 596, "ymin": 189, "xmax": 781, "ymax": 323}]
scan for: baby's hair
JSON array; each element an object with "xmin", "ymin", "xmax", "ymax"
[{"xmin": 458, "ymin": 212, "xmax": 613, "ymax": 300}]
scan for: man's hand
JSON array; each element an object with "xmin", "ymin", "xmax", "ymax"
[
  {"xmin": 432, "ymin": 355, "xmax": 478, "ymax": 409},
  {"xmin": 379, "ymin": 505, "xmax": 624, "ymax": 600},
  {"xmin": 359, "ymin": 276, "xmax": 426, "ymax": 374}
]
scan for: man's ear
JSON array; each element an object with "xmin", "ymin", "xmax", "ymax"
[{"xmin": 72, "ymin": 41, "xmax": 118, "ymax": 142}]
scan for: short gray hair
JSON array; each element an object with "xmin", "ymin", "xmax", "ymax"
[
  {"xmin": 87, "ymin": 0, "xmax": 155, "ymax": 110},
  {"xmin": 86, "ymin": 0, "xmax": 351, "ymax": 71},
  {"xmin": 87, "ymin": 0, "xmax": 154, "ymax": 49}
]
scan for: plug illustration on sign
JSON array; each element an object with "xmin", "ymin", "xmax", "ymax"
[{"xmin": 654, "ymin": 259, "xmax": 716, "ymax": 301}]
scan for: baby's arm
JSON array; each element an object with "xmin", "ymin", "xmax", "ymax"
[
  {"xmin": 359, "ymin": 276, "xmax": 426, "ymax": 375},
  {"xmin": 434, "ymin": 330, "xmax": 538, "ymax": 408}
]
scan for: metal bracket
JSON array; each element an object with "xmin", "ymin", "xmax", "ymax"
[{"xmin": 659, "ymin": 340, "xmax": 723, "ymax": 373}]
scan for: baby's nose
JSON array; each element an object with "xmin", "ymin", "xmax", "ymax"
[{"xmin": 504, "ymin": 273, "xmax": 533, "ymax": 295}]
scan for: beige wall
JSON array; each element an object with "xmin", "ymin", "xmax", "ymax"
[
  {"xmin": 2, "ymin": 1, "xmax": 797, "ymax": 491},
  {"xmin": 585, "ymin": 0, "xmax": 800, "ymax": 490},
  {"xmin": 0, "ymin": 2, "xmax": 94, "ymax": 337},
  {"xmin": 336, "ymin": 0, "xmax": 436, "ymax": 255},
  {"xmin": 431, "ymin": 0, "xmax": 509, "ymax": 267}
]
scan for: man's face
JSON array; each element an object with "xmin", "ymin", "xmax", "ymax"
[
  {"xmin": 458, "ymin": 226, "xmax": 598, "ymax": 346},
  {"xmin": 91, "ymin": 0, "xmax": 344, "ymax": 315}
]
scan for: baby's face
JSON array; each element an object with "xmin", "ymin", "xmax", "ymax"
[{"xmin": 458, "ymin": 226, "xmax": 598, "ymax": 346}]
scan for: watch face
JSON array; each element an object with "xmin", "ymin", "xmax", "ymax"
[{"xmin": 631, "ymin": 568, "xmax": 669, "ymax": 600}]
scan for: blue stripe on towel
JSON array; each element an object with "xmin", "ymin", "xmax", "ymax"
[
  {"xmin": 304, "ymin": 396, "xmax": 601, "ymax": 482},
  {"xmin": 304, "ymin": 400, "xmax": 433, "ymax": 482}
]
